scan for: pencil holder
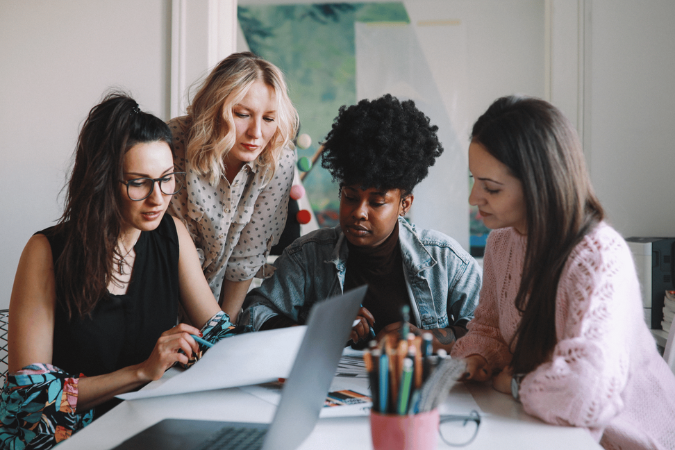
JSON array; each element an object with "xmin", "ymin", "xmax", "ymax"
[{"xmin": 370, "ymin": 409, "xmax": 439, "ymax": 450}]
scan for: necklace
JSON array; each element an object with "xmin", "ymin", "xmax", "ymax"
[{"xmin": 116, "ymin": 234, "xmax": 139, "ymax": 276}]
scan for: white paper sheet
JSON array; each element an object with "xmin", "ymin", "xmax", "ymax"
[
  {"xmin": 334, "ymin": 354, "xmax": 368, "ymax": 379},
  {"xmin": 117, "ymin": 326, "xmax": 306, "ymax": 400}
]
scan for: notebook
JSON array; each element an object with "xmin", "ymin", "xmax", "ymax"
[{"xmin": 112, "ymin": 285, "xmax": 367, "ymax": 450}]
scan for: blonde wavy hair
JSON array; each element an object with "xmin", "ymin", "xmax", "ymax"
[{"xmin": 186, "ymin": 52, "xmax": 299, "ymax": 185}]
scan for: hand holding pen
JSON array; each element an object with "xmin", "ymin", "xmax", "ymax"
[
  {"xmin": 350, "ymin": 306, "xmax": 376, "ymax": 343},
  {"xmin": 137, "ymin": 323, "xmax": 203, "ymax": 381}
]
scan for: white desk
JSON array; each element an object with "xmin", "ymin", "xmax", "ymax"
[{"xmin": 58, "ymin": 379, "xmax": 601, "ymax": 449}]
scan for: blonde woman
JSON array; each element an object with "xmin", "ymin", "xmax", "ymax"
[{"xmin": 168, "ymin": 52, "xmax": 299, "ymax": 322}]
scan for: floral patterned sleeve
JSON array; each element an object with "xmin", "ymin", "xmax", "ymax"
[
  {"xmin": 200, "ymin": 311, "xmax": 253, "ymax": 341},
  {"xmin": 186, "ymin": 311, "xmax": 253, "ymax": 364},
  {"xmin": 200, "ymin": 311, "xmax": 236, "ymax": 343},
  {"xmin": 0, "ymin": 364, "xmax": 94, "ymax": 450},
  {"xmin": 0, "ymin": 315, "xmax": 250, "ymax": 449}
]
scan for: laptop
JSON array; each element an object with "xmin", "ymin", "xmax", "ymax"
[{"xmin": 113, "ymin": 285, "xmax": 367, "ymax": 450}]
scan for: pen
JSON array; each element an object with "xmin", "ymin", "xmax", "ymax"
[
  {"xmin": 388, "ymin": 345, "xmax": 399, "ymax": 412},
  {"xmin": 379, "ymin": 350, "xmax": 389, "ymax": 414},
  {"xmin": 401, "ymin": 305, "xmax": 410, "ymax": 341},
  {"xmin": 190, "ymin": 334, "xmax": 213, "ymax": 348},
  {"xmin": 396, "ymin": 338, "xmax": 409, "ymax": 379},
  {"xmin": 408, "ymin": 389, "xmax": 421, "ymax": 415},
  {"xmin": 405, "ymin": 345, "xmax": 418, "ymax": 408},
  {"xmin": 397, "ymin": 359, "xmax": 413, "ymax": 415},
  {"xmin": 421, "ymin": 332, "xmax": 433, "ymax": 357},
  {"xmin": 364, "ymin": 349, "xmax": 373, "ymax": 372},
  {"xmin": 364, "ymin": 349, "xmax": 379, "ymax": 413},
  {"xmin": 412, "ymin": 344, "xmax": 423, "ymax": 390},
  {"xmin": 360, "ymin": 304, "xmax": 377, "ymax": 341},
  {"xmin": 422, "ymin": 332, "xmax": 433, "ymax": 382}
]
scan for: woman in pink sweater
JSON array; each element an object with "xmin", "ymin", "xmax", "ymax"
[{"xmin": 452, "ymin": 96, "xmax": 675, "ymax": 449}]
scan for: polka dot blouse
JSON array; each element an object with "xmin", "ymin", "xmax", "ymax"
[{"xmin": 167, "ymin": 116, "xmax": 294, "ymax": 302}]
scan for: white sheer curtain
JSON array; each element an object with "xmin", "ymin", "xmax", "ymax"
[{"xmin": 355, "ymin": 18, "xmax": 470, "ymax": 249}]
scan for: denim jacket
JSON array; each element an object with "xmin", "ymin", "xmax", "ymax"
[{"xmin": 239, "ymin": 217, "xmax": 482, "ymax": 331}]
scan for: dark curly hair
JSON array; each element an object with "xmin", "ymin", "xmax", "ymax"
[{"xmin": 321, "ymin": 94, "xmax": 443, "ymax": 195}]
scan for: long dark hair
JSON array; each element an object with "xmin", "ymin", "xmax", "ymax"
[
  {"xmin": 471, "ymin": 96, "xmax": 604, "ymax": 374},
  {"xmin": 55, "ymin": 92, "xmax": 173, "ymax": 318}
]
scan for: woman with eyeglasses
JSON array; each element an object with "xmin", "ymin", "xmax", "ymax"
[
  {"xmin": 452, "ymin": 96, "xmax": 675, "ymax": 449},
  {"xmin": 167, "ymin": 52, "xmax": 299, "ymax": 323},
  {"xmin": 1, "ymin": 93, "xmax": 235, "ymax": 450}
]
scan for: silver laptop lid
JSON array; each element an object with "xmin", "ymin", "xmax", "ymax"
[{"xmin": 261, "ymin": 285, "xmax": 367, "ymax": 450}]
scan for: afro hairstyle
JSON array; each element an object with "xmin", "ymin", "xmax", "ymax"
[{"xmin": 320, "ymin": 94, "xmax": 443, "ymax": 195}]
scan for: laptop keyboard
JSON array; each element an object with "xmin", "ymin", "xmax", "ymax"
[{"xmin": 196, "ymin": 426, "xmax": 267, "ymax": 450}]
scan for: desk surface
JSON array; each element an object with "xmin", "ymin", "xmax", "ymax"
[{"xmin": 58, "ymin": 378, "xmax": 601, "ymax": 450}]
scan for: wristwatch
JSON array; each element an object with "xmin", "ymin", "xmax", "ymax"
[{"xmin": 511, "ymin": 373, "xmax": 526, "ymax": 402}]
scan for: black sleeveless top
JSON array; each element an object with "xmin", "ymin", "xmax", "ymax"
[{"xmin": 39, "ymin": 214, "xmax": 180, "ymax": 416}]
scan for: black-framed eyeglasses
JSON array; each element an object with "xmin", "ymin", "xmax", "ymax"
[
  {"xmin": 119, "ymin": 172, "xmax": 186, "ymax": 201},
  {"xmin": 438, "ymin": 410, "xmax": 481, "ymax": 447}
]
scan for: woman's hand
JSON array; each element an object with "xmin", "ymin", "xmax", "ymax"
[
  {"xmin": 136, "ymin": 323, "xmax": 203, "ymax": 381},
  {"xmin": 460, "ymin": 354, "xmax": 492, "ymax": 382},
  {"xmin": 350, "ymin": 307, "xmax": 375, "ymax": 343},
  {"xmin": 492, "ymin": 366, "xmax": 513, "ymax": 394}
]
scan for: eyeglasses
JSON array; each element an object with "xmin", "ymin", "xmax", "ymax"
[
  {"xmin": 438, "ymin": 410, "xmax": 481, "ymax": 447},
  {"xmin": 119, "ymin": 172, "xmax": 186, "ymax": 201}
]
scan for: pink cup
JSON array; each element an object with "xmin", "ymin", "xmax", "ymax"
[{"xmin": 370, "ymin": 409, "xmax": 439, "ymax": 450}]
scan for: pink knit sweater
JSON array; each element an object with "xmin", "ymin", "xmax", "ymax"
[{"xmin": 452, "ymin": 223, "xmax": 675, "ymax": 449}]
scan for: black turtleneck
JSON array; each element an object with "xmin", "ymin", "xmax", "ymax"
[{"xmin": 344, "ymin": 221, "xmax": 412, "ymax": 334}]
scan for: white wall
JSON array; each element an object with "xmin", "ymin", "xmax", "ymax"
[
  {"xmin": 170, "ymin": 0, "xmax": 238, "ymax": 117},
  {"xmin": 404, "ymin": 0, "xmax": 546, "ymax": 250},
  {"xmin": 400, "ymin": 0, "xmax": 675, "ymax": 243},
  {"xmin": 0, "ymin": 0, "xmax": 172, "ymax": 309},
  {"xmin": 586, "ymin": 0, "xmax": 675, "ymax": 238}
]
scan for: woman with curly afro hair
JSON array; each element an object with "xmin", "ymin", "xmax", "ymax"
[{"xmin": 240, "ymin": 95, "xmax": 481, "ymax": 353}]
